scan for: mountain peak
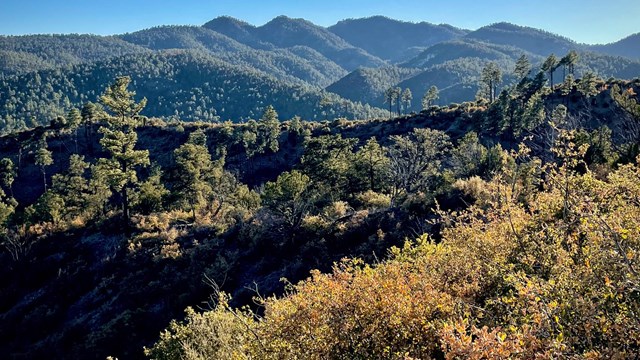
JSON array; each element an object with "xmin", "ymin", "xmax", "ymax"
[
  {"xmin": 480, "ymin": 22, "xmax": 522, "ymax": 31},
  {"xmin": 466, "ymin": 21, "xmax": 578, "ymax": 56},
  {"xmin": 328, "ymin": 16, "xmax": 467, "ymax": 62},
  {"xmin": 263, "ymin": 15, "xmax": 317, "ymax": 28},
  {"xmin": 204, "ymin": 15, "xmax": 254, "ymax": 28}
]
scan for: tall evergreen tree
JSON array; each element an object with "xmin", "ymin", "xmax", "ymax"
[
  {"xmin": 352, "ymin": 137, "xmax": 390, "ymax": 192},
  {"xmin": 481, "ymin": 62, "xmax": 502, "ymax": 102},
  {"xmin": 263, "ymin": 170, "xmax": 312, "ymax": 241},
  {"xmin": 258, "ymin": 105, "xmax": 280, "ymax": 154},
  {"xmin": 514, "ymin": 55, "xmax": 531, "ymax": 80},
  {"xmin": 577, "ymin": 71, "xmax": 598, "ymax": 97},
  {"xmin": 134, "ymin": 165, "xmax": 168, "ymax": 215},
  {"xmin": 401, "ymin": 88, "xmax": 413, "ymax": 114},
  {"xmin": 81, "ymin": 102, "xmax": 99, "ymax": 152},
  {"xmin": 560, "ymin": 50, "xmax": 579, "ymax": 80},
  {"xmin": 174, "ymin": 130, "xmax": 215, "ymax": 221},
  {"xmin": 422, "ymin": 86, "xmax": 439, "ymax": 109},
  {"xmin": 34, "ymin": 136, "xmax": 53, "ymax": 191},
  {"xmin": 542, "ymin": 54, "xmax": 560, "ymax": 88},
  {"xmin": 242, "ymin": 119, "xmax": 261, "ymax": 159},
  {"xmin": 96, "ymin": 76, "xmax": 150, "ymax": 223},
  {"xmin": 384, "ymin": 87, "xmax": 397, "ymax": 118},
  {"xmin": 67, "ymin": 108, "xmax": 82, "ymax": 153},
  {"xmin": 395, "ymin": 87, "xmax": 402, "ymax": 115},
  {"xmin": 50, "ymin": 154, "xmax": 89, "ymax": 220}
]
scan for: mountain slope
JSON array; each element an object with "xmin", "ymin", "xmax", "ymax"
[
  {"xmin": 326, "ymin": 66, "xmax": 421, "ymax": 105},
  {"xmin": 465, "ymin": 22, "xmax": 580, "ymax": 56},
  {"xmin": 329, "ymin": 16, "xmax": 467, "ymax": 62},
  {"xmin": 119, "ymin": 26, "xmax": 347, "ymax": 87},
  {"xmin": 0, "ymin": 50, "xmax": 385, "ymax": 132},
  {"xmin": 252, "ymin": 16, "xmax": 387, "ymax": 71},
  {"xmin": 204, "ymin": 15, "xmax": 388, "ymax": 71},
  {"xmin": 590, "ymin": 33, "xmax": 640, "ymax": 60},
  {"xmin": 576, "ymin": 51, "xmax": 640, "ymax": 80},
  {"xmin": 120, "ymin": 25, "xmax": 249, "ymax": 53},
  {"xmin": 202, "ymin": 16, "xmax": 272, "ymax": 50},
  {"xmin": 402, "ymin": 39, "xmax": 542, "ymax": 69},
  {"xmin": 0, "ymin": 34, "xmax": 148, "ymax": 74}
]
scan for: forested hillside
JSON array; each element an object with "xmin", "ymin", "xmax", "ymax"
[
  {"xmin": 2, "ymin": 16, "xmax": 639, "ymax": 132},
  {"xmin": 0, "ymin": 50, "xmax": 384, "ymax": 133},
  {"xmin": 0, "ymin": 34, "xmax": 148, "ymax": 74},
  {"xmin": 0, "ymin": 53, "xmax": 639, "ymax": 358},
  {"xmin": 591, "ymin": 33, "xmax": 640, "ymax": 60},
  {"xmin": 328, "ymin": 16, "xmax": 468, "ymax": 62}
]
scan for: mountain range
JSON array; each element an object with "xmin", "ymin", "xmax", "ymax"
[{"xmin": 1, "ymin": 15, "xmax": 639, "ymax": 131}]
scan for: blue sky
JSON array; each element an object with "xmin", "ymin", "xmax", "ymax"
[{"xmin": 1, "ymin": 0, "xmax": 638, "ymax": 44}]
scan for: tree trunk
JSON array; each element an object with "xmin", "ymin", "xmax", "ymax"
[
  {"xmin": 190, "ymin": 197, "xmax": 196, "ymax": 222},
  {"xmin": 489, "ymin": 80, "xmax": 494, "ymax": 102},
  {"xmin": 122, "ymin": 186, "xmax": 129, "ymax": 227},
  {"xmin": 369, "ymin": 165, "xmax": 374, "ymax": 192},
  {"xmin": 41, "ymin": 168, "xmax": 47, "ymax": 192}
]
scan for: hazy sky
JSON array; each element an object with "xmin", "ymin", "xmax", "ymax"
[{"xmin": 1, "ymin": 0, "xmax": 638, "ymax": 44}]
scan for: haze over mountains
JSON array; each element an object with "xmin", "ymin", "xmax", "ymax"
[{"xmin": 0, "ymin": 15, "xmax": 639, "ymax": 131}]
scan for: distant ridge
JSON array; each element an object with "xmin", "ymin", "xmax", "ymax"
[
  {"xmin": 329, "ymin": 16, "xmax": 467, "ymax": 62},
  {"xmin": 1, "ymin": 15, "xmax": 639, "ymax": 129},
  {"xmin": 590, "ymin": 33, "xmax": 640, "ymax": 60},
  {"xmin": 464, "ymin": 22, "xmax": 580, "ymax": 56}
]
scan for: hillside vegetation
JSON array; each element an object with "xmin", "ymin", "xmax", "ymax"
[
  {"xmin": 0, "ymin": 57, "xmax": 639, "ymax": 358},
  {"xmin": 1, "ymin": 14, "xmax": 640, "ymax": 360}
]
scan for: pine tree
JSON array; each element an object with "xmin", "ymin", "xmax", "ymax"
[
  {"xmin": 560, "ymin": 50, "xmax": 579, "ymax": 80},
  {"xmin": 67, "ymin": 108, "xmax": 82, "ymax": 153},
  {"xmin": 422, "ymin": 86, "xmax": 439, "ymax": 109},
  {"xmin": 96, "ymin": 76, "xmax": 150, "ymax": 223},
  {"xmin": 263, "ymin": 170, "xmax": 311, "ymax": 240},
  {"xmin": 395, "ymin": 87, "xmax": 402, "ymax": 115},
  {"xmin": 481, "ymin": 62, "xmax": 502, "ymax": 102},
  {"xmin": 258, "ymin": 105, "xmax": 280, "ymax": 153},
  {"xmin": 86, "ymin": 164, "xmax": 112, "ymax": 219},
  {"xmin": 319, "ymin": 96, "xmax": 332, "ymax": 121},
  {"xmin": 174, "ymin": 130, "xmax": 215, "ymax": 221},
  {"xmin": 577, "ymin": 71, "xmax": 598, "ymax": 97},
  {"xmin": 242, "ymin": 120, "xmax": 261, "ymax": 159},
  {"xmin": 352, "ymin": 137, "xmax": 390, "ymax": 192},
  {"xmin": 610, "ymin": 84, "xmax": 640, "ymax": 150},
  {"xmin": 35, "ymin": 136, "xmax": 53, "ymax": 191},
  {"xmin": 288, "ymin": 116, "xmax": 303, "ymax": 144},
  {"xmin": 134, "ymin": 165, "xmax": 168, "ymax": 215},
  {"xmin": 50, "ymin": 154, "xmax": 89, "ymax": 221},
  {"xmin": 542, "ymin": 54, "xmax": 560, "ymax": 88},
  {"xmin": 81, "ymin": 102, "xmax": 99, "ymax": 153},
  {"xmin": 514, "ymin": 55, "xmax": 531, "ymax": 80},
  {"xmin": 401, "ymin": 88, "xmax": 413, "ymax": 114},
  {"xmin": 384, "ymin": 87, "xmax": 397, "ymax": 118},
  {"xmin": 0, "ymin": 158, "xmax": 16, "ymax": 198},
  {"xmin": 560, "ymin": 74, "xmax": 575, "ymax": 96}
]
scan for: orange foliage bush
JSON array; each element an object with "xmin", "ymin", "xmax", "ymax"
[{"xmin": 148, "ymin": 144, "xmax": 640, "ymax": 359}]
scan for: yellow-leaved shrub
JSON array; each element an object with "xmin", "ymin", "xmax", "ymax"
[{"xmin": 147, "ymin": 146, "xmax": 640, "ymax": 359}]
